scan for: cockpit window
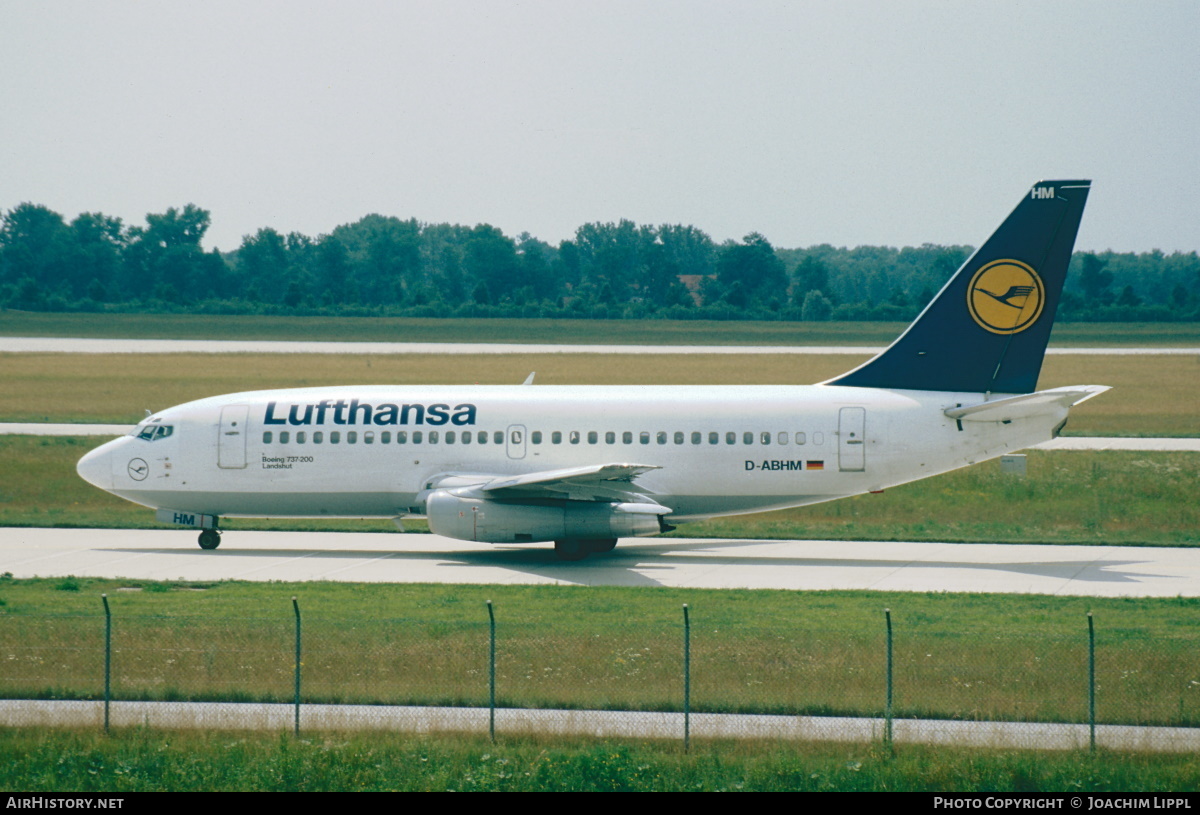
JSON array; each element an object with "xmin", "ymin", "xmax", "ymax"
[{"xmin": 136, "ymin": 425, "xmax": 174, "ymax": 442}]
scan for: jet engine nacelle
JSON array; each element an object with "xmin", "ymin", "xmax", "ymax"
[{"xmin": 425, "ymin": 489, "xmax": 667, "ymax": 544}]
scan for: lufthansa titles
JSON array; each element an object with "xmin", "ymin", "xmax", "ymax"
[{"xmin": 263, "ymin": 399, "xmax": 477, "ymax": 427}]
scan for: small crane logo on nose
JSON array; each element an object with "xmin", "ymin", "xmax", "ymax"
[{"xmin": 127, "ymin": 458, "xmax": 149, "ymax": 481}]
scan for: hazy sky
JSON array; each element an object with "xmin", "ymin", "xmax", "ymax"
[{"xmin": 2, "ymin": 1, "xmax": 1196, "ymax": 254}]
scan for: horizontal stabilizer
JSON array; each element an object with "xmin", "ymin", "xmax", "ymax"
[{"xmin": 944, "ymin": 385, "xmax": 1109, "ymax": 423}]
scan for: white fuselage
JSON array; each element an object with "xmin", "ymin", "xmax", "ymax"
[{"xmin": 77, "ymin": 383, "xmax": 1065, "ymax": 525}]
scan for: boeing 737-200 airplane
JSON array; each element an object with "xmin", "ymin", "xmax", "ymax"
[{"xmin": 77, "ymin": 180, "xmax": 1105, "ymax": 559}]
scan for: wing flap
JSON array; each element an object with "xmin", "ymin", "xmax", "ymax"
[
  {"xmin": 481, "ymin": 463, "xmax": 659, "ymax": 492},
  {"xmin": 424, "ymin": 463, "xmax": 663, "ymax": 504}
]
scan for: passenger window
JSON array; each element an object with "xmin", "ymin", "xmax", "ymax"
[
  {"xmin": 796, "ymin": 432, "xmax": 806, "ymax": 445},
  {"xmin": 331, "ymin": 431, "xmax": 341, "ymax": 444},
  {"xmin": 364, "ymin": 431, "xmax": 374, "ymax": 444},
  {"xmin": 263, "ymin": 431, "xmax": 272, "ymax": 444},
  {"xmin": 532, "ymin": 431, "xmax": 542, "ymax": 444},
  {"xmin": 674, "ymin": 432, "xmax": 684, "ymax": 445},
  {"xmin": 606, "ymin": 431, "xmax": 616, "ymax": 444},
  {"xmin": 691, "ymin": 432, "xmax": 701, "ymax": 445},
  {"xmin": 777, "ymin": 432, "xmax": 787, "ymax": 445},
  {"xmin": 588, "ymin": 431, "xmax": 598, "ymax": 444},
  {"xmin": 347, "ymin": 431, "xmax": 357, "ymax": 444},
  {"xmin": 381, "ymin": 431, "xmax": 391, "ymax": 444},
  {"xmin": 761, "ymin": 432, "xmax": 771, "ymax": 445},
  {"xmin": 397, "ymin": 431, "xmax": 407, "ymax": 444},
  {"xmin": 623, "ymin": 432, "xmax": 633, "ymax": 444},
  {"xmin": 280, "ymin": 431, "xmax": 290, "ymax": 444},
  {"xmin": 743, "ymin": 432, "xmax": 753, "ymax": 445},
  {"xmin": 413, "ymin": 431, "xmax": 423, "ymax": 444},
  {"xmin": 314, "ymin": 431, "xmax": 323, "ymax": 444},
  {"xmin": 461, "ymin": 431, "xmax": 470, "ymax": 445},
  {"xmin": 570, "ymin": 431, "xmax": 580, "ymax": 444},
  {"xmin": 640, "ymin": 432, "xmax": 650, "ymax": 445},
  {"xmin": 297, "ymin": 432, "xmax": 306, "ymax": 444},
  {"xmin": 478, "ymin": 431, "xmax": 487, "ymax": 443},
  {"xmin": 552, "ymin": 431, "xmax": 562, "ymax": 444},
  {"xmin": 446, "ymin": 431, "xmax": 455, "ymax": 444},
  {"xmin": 726, "ymin": 432, "xmax": 736, "ymax": 445},
  {"xmin": 493, "ymin": 431, "xmax": 503, "ymax": 444},
  {"xmin": 657, "ymin": 431, "xmax": 667, "ymax": 444},
  {"xmin": 428, "ymin": 431, "xmax": 439, "ymax": 444},
  {"xmin": 709, "ymin": 432, "xmax": 718, "ymax": 445}
]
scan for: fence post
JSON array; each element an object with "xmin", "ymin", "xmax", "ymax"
[
  {"xmin": 101, "ymin": 594, "xmax": 111, "ymax": 734},
  {"xmin": 487, "ymin": 600, "xmax": 496, "ymax": 743},
  {"xmin": 683, "ymin": 603, "xmax": 691, "ymax": 753},
  {"xmin": 1088, "ymin": 612, "xmax": 1096, "ymax": 753},
  {"xmin": 884, "ymin": 608, "xmax": 893, "ymax": 750},
  {"xmin": 292, "ymin": 597, "xmax": 301, "ymax": 737}
]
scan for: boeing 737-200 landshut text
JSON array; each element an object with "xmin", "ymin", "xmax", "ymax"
[{"xmin": 77, "ymin": 181, "xmax": 1105, "ymax": 560}]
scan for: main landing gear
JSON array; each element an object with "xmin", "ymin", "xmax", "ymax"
[
  {"xmin": 198, "ymin": 528, "xmax": 222, "ymax": 550},
  {"xmin": 554, "ymin": 538, "xmax": 618, "ymax": 561}
]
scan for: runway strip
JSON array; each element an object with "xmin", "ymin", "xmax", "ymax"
[
  {"xmin": 3, "ymin": 527, "xmax": 1198, "ymax": 597},
  {"xmin": 0, "ymin": 423, "xmax": 134, "ymax": 436},
  {"xmin": 4, "ymin": 337, "xmax": 1199, "ymax": 355},
  {"xmin": 5, "ymin": 699, "xmax": 1196, "ymax": 751}
]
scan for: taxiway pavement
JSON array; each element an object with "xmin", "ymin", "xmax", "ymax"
[{"xmin": 3, "ymin": 527, "xmax": 1197, "ymax": 597}]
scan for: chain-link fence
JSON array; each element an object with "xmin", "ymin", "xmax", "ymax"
[{"xmin": 1, "ymin": 597, "xmax": 1197, "ymax": 751}]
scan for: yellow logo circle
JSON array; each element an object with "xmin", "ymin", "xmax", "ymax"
[{"xmin": 967, "ymin": 259, "xmax": 1045, "ymax": 335}]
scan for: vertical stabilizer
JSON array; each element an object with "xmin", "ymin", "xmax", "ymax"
[{"xmin": 828, "ymin": 180, "xmax": 1090, "ymax": 394}]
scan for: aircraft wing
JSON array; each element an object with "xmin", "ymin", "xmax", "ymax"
[{"xmin": 427, "ymin": 463, "xmax": 663, "ymax": 504}]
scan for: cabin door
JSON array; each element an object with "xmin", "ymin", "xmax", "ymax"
[
  {"xmin": 218, "ymin": 405, "xmax": 249, "ymax": 469},
  {"xmin": 838, "ymin": 407, "xmax": 866, "ymax": 472}
]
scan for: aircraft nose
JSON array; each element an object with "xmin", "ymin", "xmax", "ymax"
[{"xmin": 76, "ymin": 441, "xmax": 116, "ymax": 490}]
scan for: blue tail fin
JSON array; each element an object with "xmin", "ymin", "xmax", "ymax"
[{"xmin": 827, "ymin": 180, "xmax": 1091, "ymax": 394}]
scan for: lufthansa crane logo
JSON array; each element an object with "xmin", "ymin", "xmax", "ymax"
[
  {"xmin": 127, "ymin": 458, "xmax": 149, "ymax": 481},
  {"xmin": 967, "ymin": 259, "xmax": 1045, "ymax": 335}
]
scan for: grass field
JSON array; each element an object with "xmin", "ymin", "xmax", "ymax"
[
  {"xmin": 3, "ymin": 437, "xmax": 1198, "ymax": 545},
  {"xmin": 4, "ymin": 580, "xmax": 1200, "ymax": 789},
  {"xmin": 2, "ymin": 577, "xmax": 1198, "ymax": 729},
  {"xmin": 4, "ymin": 729, "xmax": 1199, "ymax": 791},
  {"xmin": 4, "ymin": 310, "xmax": 1200, "ymax": 346},
  {"xmin": 2, "ymin": 350, "xmax": 1198, "ymax": 435},
  {"xmin": 6, "ymin": 729, "xmax": 1200, "ymax": 791}
]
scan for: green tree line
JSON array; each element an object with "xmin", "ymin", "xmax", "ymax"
[{"xmin": 2, "ymin": 202, "xmax": 1198, "ymax": 321}]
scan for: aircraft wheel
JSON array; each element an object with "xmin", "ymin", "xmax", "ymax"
[
  {"xmin": 585, "ymin": 538, "xmax": 618, "ymax": 554},
  {"xmin": 198, "ymin": 529, "xmax": 221, "ymax": 550},
  {"xmin": 554, "ymin": 539, "xmax": 588, "ymax": 561}
]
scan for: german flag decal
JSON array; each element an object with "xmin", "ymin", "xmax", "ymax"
[{"xmin": 806, "ymin": 461, "xmax": 824, "ymax": 471}]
